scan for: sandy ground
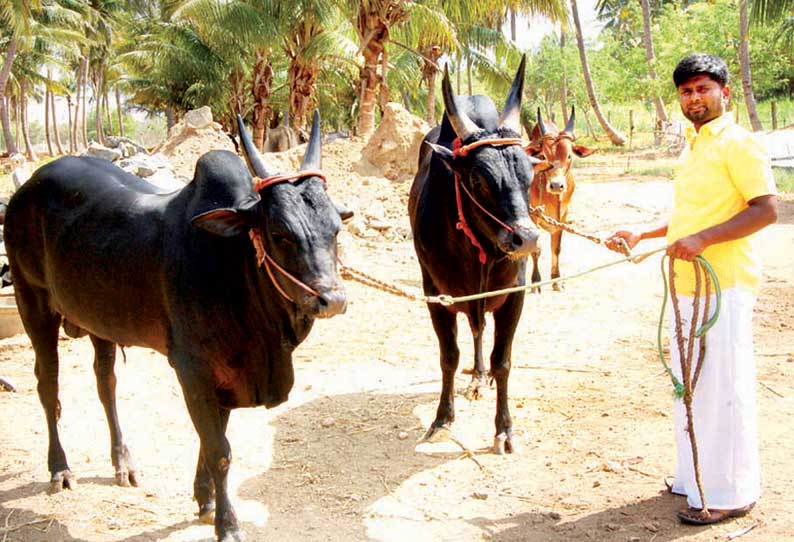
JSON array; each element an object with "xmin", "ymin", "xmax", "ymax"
[{"xmin": 1, "ymin": 147, "xmax": 793, "ymax": 542}]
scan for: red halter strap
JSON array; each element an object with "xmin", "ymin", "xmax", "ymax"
[
  {"xmin": 450, "ymin": 138, "xmax": 522, "ymax": 264},
  {"xmin": 249, "ymin": 170, "xmax": 326, "ymax": 303}
]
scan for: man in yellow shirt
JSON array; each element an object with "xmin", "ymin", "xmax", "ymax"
[{"xmin": 607, "ymin": 54, "xmax": 778, "ymax": 525}]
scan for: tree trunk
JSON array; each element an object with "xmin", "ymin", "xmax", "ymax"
[
  {"xmin": 51, "ymin": 89, "xmax": 64, "ymax": 155},
  {"xmin": 560, "ymin": 27, "xmax": 568, "ymax": 122},
  {"xmin": 166, "ymin": 104, "xmax": 175, "ymax": 132},
  {"xmin": 104, "ymin": 91, "xmax": 112, "ymax": 135},
  {"xmin": 92, "ymin": 67, "xmax": 105, "ymax": 145},
  {"xmin": 20, "ymin": 80, "xmax": 38, "ymax": 162},
  {"xmin": 571, "ymin": 0, "xmax": 626, "ymax": 145},
  {"xmin": 67, "ymin": 94, "xmax": 75, "ymax": 153},
  {"xmin": 251, "ymin": 50, "xmax": 274, "ymax": 151},
  {"xmin": 81, "ymin": 56, "xmax": 88, "ymax": 147},
  {"xmin": 288, "ymin": 60, "xmax": 318, "ymax": 131},
  {"xmin": 640, "ymin": 0, "xmax": 668, "ymax": 126},
  {"xmin": 0, "ymin": 36, "xmax": 18, "ymax": 155},
  {"xmin": 72, "ymin": 62, "xmax": 82, "ymax": 151},
  {"xmin": 739, "ymin": 0, "xmax": 763, "ymax": 131},
  {"xmin": 356, "ymin": 20, "xmax": 387, "ymax": 137},
  {"xmin": 467, "ymin": 54, "xmax": 472, "ymax": 95},
  {"xmin": 115, "ymin": 86, "xmax": 124, "ymax": 138},
  {"xmin": 510, "ymin": 9, "xmax": 517, "ymax": 42},
  {"xmin": 422, "ymin": 45, "xmax": 442, "ymax": 125},
  {"xmin": 45, "ymin": 86, "xmax": 54, "ymax": 156}
]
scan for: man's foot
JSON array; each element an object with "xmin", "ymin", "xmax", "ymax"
[{"xmin": 677, "ymin": 502, "xmax": 755, "ymax": 525}]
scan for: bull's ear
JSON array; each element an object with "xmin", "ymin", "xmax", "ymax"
[
  {"xmin": 532, "ymin": 160, "xmax": 554, "ymax": 174},
  {"xmin": 191, "ymin": 208, "xmax": 251, "ymax": 237},
  {"xmin": 425, "ymin": 141, "xmax": 454, "ymax": 171},
  {"xmin": 572, "ymin": 144, "xmax": 596, "ymax": 158},
  {"xmin": 525, "ymin": 144, "xmax": 542, "ymax": 157},
  {"xmin": 333, "ymin": 200, "xmax": 354, "ymax": 223}
]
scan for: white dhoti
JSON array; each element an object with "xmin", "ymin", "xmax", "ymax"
[{"xmin": 668, "ymin": 287, "xmax": 761, "ymax": 509}]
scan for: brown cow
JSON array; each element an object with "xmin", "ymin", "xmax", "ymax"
[{"xmin": 525, "ymin": 107, "xmax": 595, "ymax": 291}]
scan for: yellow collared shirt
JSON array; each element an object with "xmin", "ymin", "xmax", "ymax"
[{"xmin": 667, "ymin": 113, "xmax": 777, "ymax": 295}]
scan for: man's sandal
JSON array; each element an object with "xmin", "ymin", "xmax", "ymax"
[{"xmin": 677, "ymin": 502, "xmax": 755, "ymax": 525}]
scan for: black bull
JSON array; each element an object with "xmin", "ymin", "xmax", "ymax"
[
  {"xmin": 409, "ymin": 55, "xmax": 548, "ymax": 454},
  {"xmin": 3, "ymin": 110, "xmax": 346, "ymax": 542}
]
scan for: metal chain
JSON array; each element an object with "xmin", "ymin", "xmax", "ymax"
[
  {"xmin": 529, "ymin": 205, "xmax": 609, "ymax": 246},
  {"xmin": 339, "ymin": 264, "xmax": 423, "ymax": 302}
]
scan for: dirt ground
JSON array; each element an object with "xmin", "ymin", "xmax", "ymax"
[{"xmin": 1, "ymin": 142, "xmax": 793, "ymax": 542}]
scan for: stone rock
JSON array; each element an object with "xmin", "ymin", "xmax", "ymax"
[
  {"xmin": 85, "ymin": 142, "xmax": 123, "ymax": 162},
  {"xmin": 184, "ymin": 106, "xmax": 214, "ymax": 130},
  {"xmin": 11, "ymin": 165, "xmax": 31, "ymax": 189}
]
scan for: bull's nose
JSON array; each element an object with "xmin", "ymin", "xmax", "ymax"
[
  {"xmin": 499, "ymin": 224, "xmax": 540, "ymax": 258},
  {"xmin": 314, "ymin": 287, "xmax": 347, "ymax": 318}
]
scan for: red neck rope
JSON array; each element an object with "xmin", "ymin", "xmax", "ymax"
[
  {"xmin": 249, "ymin": 171, "xmax": 327, "ymax": 303},
  {"xmin": 451, "ymin": 137, "xmax": 522, "ymax": 264}
]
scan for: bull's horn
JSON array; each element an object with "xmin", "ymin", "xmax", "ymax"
[
  {"xmin": 564, "ymin": 105, "xmax": 576, "ymax": 135},
  {"xmin": 497, "ymin": 54, "xmax": 526, "ymax": 134},
  {"xmin": 441, "ymin": 64, "xmax": 479, "ymax": 141},
  {"xmin": 537, "ymin": 107, "xmax": 547, "ymax": 136},
  {"xmin": 300, "ymin": 109, "xmax": 322, "ymax": 171},
  {"xmin": 237, "ymin": 114, "xmax": 274, "ymax": 179}
]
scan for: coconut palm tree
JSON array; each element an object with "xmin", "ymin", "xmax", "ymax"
[
  {"xmin": 571, "ymin": 0, "xmax": 625, "ymax": 145},
  {"xmin": 740, "ymin": 0, "xmax": 763, "ymax": 131},
  {"xmin": 639, "ymin": 0, "xmax": 667, "ymax": 129}
]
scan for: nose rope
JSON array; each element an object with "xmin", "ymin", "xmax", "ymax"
[{"xmin": 249, "ymin": 172, "xmax": 327, "ymax": 303}]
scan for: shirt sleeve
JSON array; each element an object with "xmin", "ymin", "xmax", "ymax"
[{"xmin": 724, "ymin": 132, "xmax": 778, "ymax": 203}]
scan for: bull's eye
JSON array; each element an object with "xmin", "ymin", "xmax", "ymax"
[{"xmin": 271, "ymin": 232, "xmax": 294, "ymax": 250}]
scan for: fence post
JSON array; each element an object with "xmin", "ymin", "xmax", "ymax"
[{"xmin": 772, "ymin": 101, "xmax": 778, "ymax": 130}]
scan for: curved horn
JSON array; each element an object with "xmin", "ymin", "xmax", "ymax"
[
  {"xmin": 441, "ymin": 64, "xmax": 479, "ymax": 141},
  {"xmin": 564, "ymin": 105, "xmax": 576, "ymax": 135},
  {"xmin": 537, "ymin": 107, "xmax": 547, "ymax": 136},
  {"xmin": 300, "ymin": 109, "xmax": 322, "ymax": 171},
  {"xmin": 237, "ymin": 114, "xmax": 274, "ymax": 179},
  {"xmin": 497, "ymin": 54, "xmax": 527, "ymax": 133}
]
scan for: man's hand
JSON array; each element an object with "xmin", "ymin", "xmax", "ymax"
[
  {"xmin": 667, "ymin": 233, "xmax": 707, "ymax": 261},
  {"xmin": 605, "ymin": 230, "xmax": 640, "ymax": 254}
]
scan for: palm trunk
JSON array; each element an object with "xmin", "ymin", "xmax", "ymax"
[
  {"xmin": 104, "ymin": 91, "xmax": 112, "ymax": 135},
  {"xmin": 0, "ymin": 36, "xmax": 18, "ymax": 155},
  {"xmin": 81, "ymin": 57, "xmax": 88, "ymax": 147},
  {"xmin": 560, "ymin": 27, "xmax": 568, "ymax": 122},
  {"xmin": 92, "ymin": 68, "xmax": 105, "ymax": 144},
  {"xmin": 640, "ymin": 0, "xmax": 668, "ymax": 126},
  {"xmin": 467, "ymin": 54, "xmax": 472, "ymax": 95},
  {"xmin": 510, "ymin": 9, "xmax": 517, "ymax": 42},
  {"xmin": 357, "ymin": 29, "xmax": 385, "ymax": 137},
  {"xmin": 571, "ymin": 0, "xmax": 626, "ymax": 145},
  {"xmin": 422, "ymin": 45, "xmax": 442, "ymax": 125},
  {"xmin": 72, "ymin": 63, "xmax": 82, "ymax": 151},
  {"xmin": 251, "ymin": 50, "xmax": 273, "ymax": 150},
  {"xmin": 51, "ymin": 89, "xmax": 64, "ymax": 155},
  {"xmin": 115, "ymin": 86, "xmax": 124, "ymax": 138},
  {"xmin": 20, "ymin": 79, "xmax": 38, "ymax": 162},
  {"xmin": 739, "ymin": 0, "xmax": 763, "ymax": 131},
  {"xmin": 67, "ymin": 94, "xmax": 75, "ymax": 153},
  {"xmin": 45, "ymin": 86, "xmax": 54, "ymax": 156},
  {"xmin": 288, "ymin": 61, "xmax": 318, "ymax": 131}
]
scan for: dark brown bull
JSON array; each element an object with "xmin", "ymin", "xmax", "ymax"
[{"xmin": 525, "ymin": 107, "xmax": 595, "ymax": 291}]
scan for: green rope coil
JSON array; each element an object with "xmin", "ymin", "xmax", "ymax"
[{"xmin": 657, "ymin": 255, "xmax": 721, "ymax": 398}]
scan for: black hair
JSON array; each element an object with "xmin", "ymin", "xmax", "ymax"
[{"xmin": 673, "ymin": 54, "xmax": 729, "ymax": 88}]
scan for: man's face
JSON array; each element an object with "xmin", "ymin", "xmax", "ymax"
[{"xmin": 677, "ymin": 74, "xmax": 730, "ymax": 128}]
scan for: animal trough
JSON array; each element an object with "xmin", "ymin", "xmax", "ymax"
[{"xmin": 0, "ymin": 292, "xmax": 24, "ymax": 339}]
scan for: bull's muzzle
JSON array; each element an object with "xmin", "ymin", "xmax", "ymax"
[
  {"xmin": 498, "ymin": 219, "xmax": 540, "ymax": 259},
  {"xmin": 303, "ymin": 285, "xmax": 347, "ymax": 318}
]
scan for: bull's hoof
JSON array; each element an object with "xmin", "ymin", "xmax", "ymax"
[
  {"xmin": 115, "ymin": 469, "xmax": 139, "ymax": 488},
  {"xmin": 49, "ymin": 470, "xmax": 76, "ymax": 494},
  {"xmin": 218, "ymin": 528, "xmax": 244, "ymax": 542},
  {"xmin": 463, "ymin": 376, "xmax": 489, "ymax": 401},
  {"xmin": 461, "ymin": 367, "xmax": 475, "ymax": 375},
  {"xmin": 494, "ymin": 432, "xmax": 519, "ymax": 455},
  {"xmin": 552, "ymin": 281, "xmax": 564, "ymax": 292},
  {"xmin": 198, "ymin": 503, "xmax": 215, "ymax": 525},
  {"xmin": 420, "ymin": 424, "xmax": 452, "ymax": 444},
  {"xmin": 530, "ymin": 286, "xmax": 541, "ymax": 294}
]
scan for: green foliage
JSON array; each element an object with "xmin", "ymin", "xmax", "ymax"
[{"xmin": 773, "ymin": 166, "xmax": 794, "ymax": 192}]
